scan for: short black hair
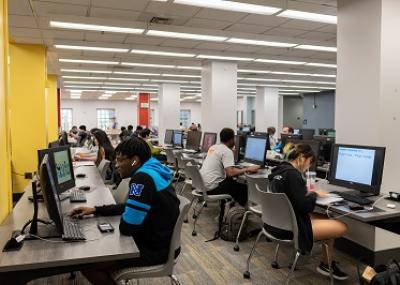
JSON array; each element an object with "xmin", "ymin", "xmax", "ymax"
[
  {"xmin": 79, "ymin": 125, "xmax": 86, "ymax": 131},
  {"xmin": 288, "ymin": 127, "xmax": 294, "ymax": 134},
  {"xmin": 127, "ymin": 125, "xmax": 133, "ymax": 131},
  {"xmin": 220, "ymin": 128, "xmax": 235, "ymax": 143},
  {"xmin": 115, "ymin": 138, "xmax": 151, "ymax": 163},
  {"xmin": 140, "ymin": 128, "xmax": 151, "ymax": 138},
  {"xmin": 136, "ymin": 125, "xmax": 143, "ymax": 131}
]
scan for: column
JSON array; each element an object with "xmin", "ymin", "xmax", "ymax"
[
  {"xmin": 137, "ymin": 92, "xmax": 150, "ymax": 128},
  {"xmin": 278, "ymin": 95, "xmax": 284, "ymax": 133},
  {"xmin": 159, "ymin": 83, "xmax": 180, "ymax": 143},
  {"xmin": 201, "ymin": 61, "xmax": 237, "ymax": 136},
  {"xmin": 255, "ymin": 87, "xmax": 279, "ymax": 132},
  {"xmin": 0, "ymin": 0, "xmax": 12, "ymax": 222},
  {"xmin": 336, "ymin": 0, "xmax": 400, "ymax": 191},
  {"xmin": 9, "ymin": 44, "xmax": 47, "ymax": 193},
  {"xmin": 46, "ymin": 75, "xmax": 58, "ymax": 142}
]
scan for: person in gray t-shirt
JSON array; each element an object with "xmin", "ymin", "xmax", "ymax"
[{"xmin": 200, "ymin": 128, "xmax": 259, "ymax": 206}]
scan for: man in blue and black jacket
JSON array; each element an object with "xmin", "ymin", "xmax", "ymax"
[{"xmin": 70, "ymin": 138, "xmax": 180, "ymax": 285}]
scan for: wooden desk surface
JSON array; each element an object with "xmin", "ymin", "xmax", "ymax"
[{"xmin": 0, "ymin": 165, "xmax": 139, "ymax": 274}]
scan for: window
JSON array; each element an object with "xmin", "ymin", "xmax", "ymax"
[
  {"xmin": 180, "ymin": 109, "xmax": 191, "ymax": 128},
  {"xmin": 60, "ymin": 108, "xmax": 73, "ymax": 131},
  {"xmin": 96, "ymin": 108, "xmax": 115, "ymax": 130}
]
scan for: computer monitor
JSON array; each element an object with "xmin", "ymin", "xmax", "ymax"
[
  {"xmin": 299, "ymin": 129, "xmax": 315, "ymax": 140},
  {"xmin": 293, "ymin": 129, "xmax": 300, "ymax": 135},
  {"xmin": 234, "ymin": 135, "xmax": 240, "ymax": 163},
  {"xmin": 242, "ymin": 127, "xmax": 250, "ymax": 132},
  {"xmin": 237, "ymin": 130, "xmax": 251, "ymax": 149},
  {"xmin": 243, "ymin": 135, "xmax": 268, "ymax": 166},
  {"xmin": 254, "ymin": 132, "xmax": 267, "ymax": 137},
  {"xmin": 173, "ymin": 130, "xmax": 183, "ymax": 148},
  {"xmin": 329, "ymin": 144, "xmax": 386, "ymax": 196},
  {"xmin": 186, "ymin": 131, "xmax": 202, "ymax": 150},
  {"xmin": 48, "ymin": 140, "xmax": 60, "ymax": 148},
  {"xmin": 164, "ymin": 129, "xmax": 174, "ymax": 145},
  {"xmin": 201, "ymin": 132, "xmax": 217, "ymax": 153},
  {"xmin": 286, "ymin": 139, "xmax": 320, "ymax": 171},
  {"xmin": 313, "ymin": 135, "xmax": 335, "ymax": 163},
  {"xmin": 39, "ymin": 154, "xmax": 64, "ymax": 236},
  {"xmin": 38, "ymin": 146, "xmax": 75, "ymax": 194},
  {"xmin": 319, "ymin": 128, "xmax": 336, "ymax": 136}
]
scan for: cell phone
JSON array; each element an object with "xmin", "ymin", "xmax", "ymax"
[{"xmin": 97, "ymin": 222, "xmax": 114, "ymax": 233}]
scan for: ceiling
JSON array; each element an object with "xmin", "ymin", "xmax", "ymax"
[{"xmin": 8, "ymin": 0, "xmax": 337, "ymax": 102}]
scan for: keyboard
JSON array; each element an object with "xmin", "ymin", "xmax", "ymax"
[
  {"xmin": 62, "ymin": 219, "xmax": 86, "ymax": 241},
  {"xmin": 330, "ymin": 191, "xmax": 373, "ymax": 205},
  {"xmin": 69, "ymin": 190, "xmax": 87, "ymax": 203},
  {"xmin": 59, "ymin": 193, "xmax": 70, "ymax": 201}
]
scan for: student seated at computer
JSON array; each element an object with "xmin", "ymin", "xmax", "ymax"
[
  {"xmin": 75, "ymin": 129, "xmax": 114, "ymax": 163},
  {"xmin": 119, "ymin": 126, "xmax": 130, "ymax": 142},
  {"xmin": 272, "ymin": 126, "xmax": 294, "ymax": 152},
  {"xmin": 200, "ymin": 128, "xmax": 259, "ymax": 206},
  {"xmin": 267, "ymin": 144, "xmax": 348, "ymax": 281},
  {"xmin": 267, "ymin": 126, "xmax": 278, "ymax": 149},
  {"xmin": 139, "ymin": 128, "xmax": 166, "ymax": 162},
  {"xmin": 131, "ymin": 125, "xmax": 143, "ymax": 139},
  {"xmin": 70, "ymin": 139, "xmax": 180, "ymax": 285}
]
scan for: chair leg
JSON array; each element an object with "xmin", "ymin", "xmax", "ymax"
[
  {"xmin": 243, "ymin": 231, "xmax": 264, "ymax": 279},
  {"xmin": 285, "ymin": 251, "xmax": 301, "ymax": 285},
  {"xmin": 234, "ymin": 211, "xmax": 251, "ymax": 252},
  {"xmin": 184, "ymin": 197, "xmax": 196, "ymax": 223},
  {"xmin": 192, "ymin": 201, "xmax": 206, "ymax": 236},
  {"xmin": 271, "ymin": 243, "xmax": 280, "ymax": 269},
  {"xmin": 323, "ymin": 241, "xmax": 334, "ymax": 285},
  {"xmin": 170, "ymin": 274, "xmax": 181, "ymax": 285}
]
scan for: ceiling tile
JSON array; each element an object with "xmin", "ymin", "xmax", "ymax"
[
  {"xmin": 279, "ymin": 19, "xmax": 327, "ymax": 31},
  {"xmin": 317, "ymin": 24, "xmax": 337, "ymax": 33},
  {"xmin": 194, "ymin": 8, "xmax": 246, "ymax": 22},
  {"xmin": 225, "ymin": 45, "xmax": 263, "ymax": 53},
  {"xmin": 10, "ymin": 27, "xmax": 42, "ymax": 38},
  {"xmin": 240, "ymin": 15, "xmax": 288, "ymax": 27},
  {"xmin": 296, "ymin": 31, "xmax": 336, "ymax": 41},
  {"xmin": 224, "ymin": 23, "xmax": 268, "ymax": 34},
  {"xmin": 33, "ymin": 2, "xmax": 89, "ymax": 16},
  {"xmin": 124, "ymin": 35, "xmax": 165, "ymax": 46},
  {"xmin": 194, "ymin": 42, "xmax": 229, "ymax": 51},
  {"xmin": 42, "ymin": 29, "xmax": 85, "ymax": 41},
  {"xmin": 264, "ymin": 27, "xmax": 307, "ymax": 37},
  {"xmin": 9, "ymin": 0, "xmax": 33, "ymax": 16},
  {"xmin": 8, "ymin": 15, "xmax": 37, "ymax": 28},
  {"xmin": 253, "ymin": 47, "xmax": 287, "ymax": 56},
  {"xmin": 84, "ymin": 31, "xmax": 127, "ymax": 43},
  {"xmin": 308, "ymin": 53, "xmax": 337, "ymax": 60},
  {"xmin": 145, "ymin": 2, "xmax": 200, "ymax": 18},
  {"xmin": 91, "ymin": 0, "xmax": 148, "ymax": 10},
  {"xmin": 90, "ymin": 7, "xmax": 141, "ymax": 21},
  {"xmin": 280, "ymin": 49, "xmax": 322, "ymax": 58},
  {"xmin": 10, "ymin": 37, "xmax": 43, "ymax": 45},
  {"xmin": 185, "ymin": 18, "xmax": 231, "ymax": 30},
  {"xmin": 36, "ymin": 0, "xmax": 90, "ymax": 5},
  {"xmin": 159, "ymin": 39, "xmax": 200, "ymax": 49}
]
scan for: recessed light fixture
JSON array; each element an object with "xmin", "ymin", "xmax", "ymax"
[
  {"xmin": 104, "ymin": 82, "xmax": 141, "ymax": 86},
  {"xmin": 113, "ymin": 71, "xmax": 161, "ymax": 76},
  {"xmin": 62, "ymin": 76, "xmax": 108, "ymax": 80},
  {"xmin": 277, "ymin": 9, "xmax": 337, "ymax": 25},
  {"xmin": 197, "ymin": 54, "xmax": 254, "ymax": 61},
  {"xmin": 306, "ymin": 62, "xmax": 337, "ymax": 68},
  {"xmin": 151, "ymin": 79, "xmax": 187, "ymax": 83},
  {"xmin": 255, "ymin": 59, "xmax": 306, "ymax": 65},
  {"xmin": 63, "ymin": 81, "xmax": 103, "ymax": 84},
  {"xmin": 55, "ymin": 45, "xmax": 129, "ymax": 53},
  {"xmin": 161, "ymin": 74, "xmax": 201, "ymax": 78},
  {"xmin": 176, "ymin": 66, "xmax": 202, "ymax": 70},
  {"xmin": 146, "ymin": 30, "xmax": 227, "ymax": 42},
  {"xmin": 59, "ymin": 59, "xmax": 119, "ymax": 65},
  {"xmin": 50, "ymin": 21, "xmax": 144, "ymax": 34},
  {"xmin": 295, "ymin": 45, "xmax": 337, "ymax": 52},
  {"xmin": 61, "ymin": 69, "xmax": 113, "ymax": 74},
  {"xmin": 108, "ymin": 77, "xmax": 149, "ymax": 82},
  {"xmin": 130, "ymin": 49, "xmax": 195, "ymax": 57},
  {"xmin": 238, "ymin": 69, "xmax": 270, "ymax": 74},
  {"xmin": 120, "ymin": 62, "xmax": 175, "ymax": 68},
  {"xmin": 174, "ymin": 0, "xmax": 281, "ymax": 15},
  {"xmin": 227, "ymin": 38, "xmax": 296, "ymax": 48}
]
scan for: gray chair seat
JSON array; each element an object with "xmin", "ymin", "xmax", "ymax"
[
  {"xmin": 248, "ymin": 204, "xmax": 262, "ymax": 215},
  {"xmin": 191, "ymin": 189, "xmax": 231, "ymax": 201}
]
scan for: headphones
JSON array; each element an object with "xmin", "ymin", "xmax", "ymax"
[{"xmin": 131, "ymin": 160, "xmax": 137, "ymax": 166}]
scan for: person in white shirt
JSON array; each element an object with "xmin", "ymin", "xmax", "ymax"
[
  {"xmin": 267, "ymin": 126, "xmax": 278, "ymax": 149},
  {"xmin": 200, "ymin": 128, "xmax": 259, "ymax": 206}
]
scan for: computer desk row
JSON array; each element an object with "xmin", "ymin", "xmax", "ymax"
[{"xmin": 0, "ymin": 165, "xmax": 139, "ymax": 284}]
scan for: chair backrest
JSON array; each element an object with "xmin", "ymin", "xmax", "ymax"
[
  {"xmin": 175, "ymin": 152, "xmax": 186, "ymax": 169},
  {"xmin": 184, "ymin": 165, "xmax": 208, "ymax": 197},
  {"xmin": 166, "ymin": 195, "xmax": 190, "ymax": 270},
  {"xmin": 256, "ymin": 186, "xmax": 299, "ymax": 248},
  {"xmin": 165, "ymin": 148, "xmax": 176, "ymax": 166},
  {"xmin": 246, "ymin": 175, "xmax": 268, "ymax": 206},
  {"xmin": 112, "ymin": 178, "xmax": 130, "ymax": 204},
  {"xmin": 98, "ymin": 159, "xmax": 111, "ymax": 181}
]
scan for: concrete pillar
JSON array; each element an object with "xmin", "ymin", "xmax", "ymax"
[
  {"xmin": 255, "ymin": 87, "xmax": 279, "ymax": 132},
  {"xmin": 336, "ymin": 0, "xmax": 400, "ymax": 191},
  {"xmin": 159, "ymin": 83, "xmax": 180, "ymax": 144},
  {"xmin": 201, "ymin": 61, "xmax": 237, "ymax": 137}
]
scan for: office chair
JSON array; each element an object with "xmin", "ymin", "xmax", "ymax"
[
  {"xmin": 243, "ymin": 187, "xmax": 334, "ymax": 285},
  {"xmin": 233, "ymin": 175, "xmax": 268, "ymax": 252},
  {"xmin": 97, "ymin": 159, "xmax": 111, "ymax": 182},
  {"xmin": 111, "ymin": 178, "xmax": 130, "ymax": 204},
  {"xmin": 175, "ymin": 152, "xmax": 199, "ymax": 195},
  {"xmin": 184, "ymin": 165, "xmax": 232, "ymax": 237},
  {"xmin": 113, "ymin": 195, "xmax": 190, "ymax": 285}
]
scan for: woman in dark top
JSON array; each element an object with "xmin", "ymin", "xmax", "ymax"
[{"xmin": 268, "ymin": 143, "xmax": 349, "ymax": 281}]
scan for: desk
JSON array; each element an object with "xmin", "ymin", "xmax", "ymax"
[{"xmin": 0, "ymin": 165, "xmax": 139, "ymax": 284}]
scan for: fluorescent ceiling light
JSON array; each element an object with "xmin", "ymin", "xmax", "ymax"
[
  {"xmin": 59, "ymin": 59, "xmax": 119, "ymax": 65},
  {"xmin": 101, "ymin": 86, "xmax": 138, "ymax": 90},
  {"xmin": 104, "ymin": 82, "xmax": 140, "ymax": 86},
  {"xmin": 50, "ymin": 21, "xmax": 144, "ymax": 34},
  {"xmin": 306, "ymin": 62, "xmax": 337, "ymax": 68},
  {"xmin": 151, "ymin": 79, "xmax": 186, "ymax": 83},
  {"xmin": 161, "ymin": 74, "xmax": 201, "ymax": 78},
  {"xmin": 55, "ymin": 45, "xmax": 129, "ymax": 53},
  {"xmin": 130, "ymin": 49, "xmax": 195, "ymax": 57},
  {"xmin": 101, "ymin": 94, "xmax": 113, "ymax": 97},
  {"xmin": 176, "ymin": 66, "xmax": 202, "ymax": 70},
  {"xmin": 227, "ymin": 38, "xmax": 296, "ymax": 48},
  {"xmin": 295, "ymin": 45, "xmax": 337, "ymax": 52},
  {"xmin": 125, "ymin": 97, "xmax": 136, "ymax": 100},
  {"xmin": 269, "ymin": 71, "xmax": 336, "ymax": 78},
  {"xmin": 238, "ymin": 69, "xmax": 270, "ymax": 74},
  {"xmin": 108, "ymin": 77, "xmax": 149, "ymax": 81},
  {"xmin": 197, "ymin": 54, "xmax": 254, "ymax": 61},
  {"xmin": 63, "ymin": 81, "xmax": 103, "ymax": 84},
  {"xmin": 279, "ymin": 89, "xmax": 320, "ymax": 93},
  {"xmin": 113, "ymin": 71, "xmax": 161, "ymax": 76},
  {"xmin": 255, "ymin": 59, "xmax": 306, "ymax": 65},
  {"xmin": 120, "ymin": 62, "xmax": 175, "ymax": 68},
  {"xmin": 146, "ymin": 30, "xmax": 227, "ymax": 42},
  {"xmin": 174, "ymin": 0, "xmax": 281, "ymax": 15},
  {"xmin": 150, "ymin": 98, "xmax": 159, "ymax": 102},
  {"xmin": 64, "ymin": 85, "xmax": 102, "ymax": 88},
  {"xmin": 62, "ymin": 76, "xmax": 108, "ymax": 80},
  {"xmin": 105, "ymin": 91, "xmax": 117, "ymax": 94},
  {"xmin": 277, "ymin": 9, "xmax": 337, "ymax": 25},
  {"xmin": 61, "ymin": 69, "xmax": 112, "ymax": 74}
]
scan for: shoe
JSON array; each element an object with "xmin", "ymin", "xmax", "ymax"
[{"xmin": 317, "ymin": 261, "xmax": 349, "ymax": 281}]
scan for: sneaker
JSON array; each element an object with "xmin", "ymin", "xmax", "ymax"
[{"xmin": 317, "ymin": 261, "xmax": 349, "ymax": 281}]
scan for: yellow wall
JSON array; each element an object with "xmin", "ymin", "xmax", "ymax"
[
  {"xmin": 46, "ymin": 75, "xmax": 58, "ymax": 142},
  {"xmin": 0, "ymin": 0, "xmax": 12, "ymax": 223},
  {"xmin": 9, "ymin": 44, "xmax": 47, "ymax": 193}
]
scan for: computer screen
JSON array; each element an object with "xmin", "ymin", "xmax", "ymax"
[
  {"xmin": 164, "ymin": 129, "xmax": 174, "ymax": 145},
  {"xmin": 329, "ymin": 144, "xmax": 386, "ymax": 195},
  {"xmin": 287, "ymin": 139, "xmax": 320, "ymax": 171},
  {"xmin": 186, "ymin": 131, "xmax": 202, "ymax": 150},
  {"xmin": 299, "ymin": 129, "xmax": 315, "ymax": 140},
  {"xmin": 243, "ymin": 136, "xmax": 268, "ymax": 166},
  {"xmin": 38, "ymin": 146, "xmax": 75, "ymax": 194},
  {"xmin": 313, "ymin": 135, "xmax": 335, "ymax": 163},
  {"xmin": 39, "ymin": 154, "xmax": 64, "ymax": 235},
  {"xmin": 173, "ymin": 130, "xmax": 183, "ymax": 147},
  {"xmin": 201, "ymin": 132, "xmax": 217, "ymax": 153},
  {"xmin": 293, "ymin": 129, "xmax": 300, "ymax": 135},
  {"xmin": 234, "ymin": 135, "xmax": 240, "ymax": 163}
]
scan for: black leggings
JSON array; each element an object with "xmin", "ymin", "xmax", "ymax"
[{"xmin": 207, "ymin": 178, "xmax": 248, "ymax": 206}]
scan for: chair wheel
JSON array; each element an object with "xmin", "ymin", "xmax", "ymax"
[
  {"xmin": 192, "ymin": 231, "xmax": 197, "ymax": 236},
  {"xmin": 233, "ymin": 245, "xmax": 240, "ymax": 252},
  {"xmin": 192, "ymin": 214, "xmax": 197, "ymax": 219},
  {"xmin": 204, "ymin": 203, "xmax": 208, "ymax": 207},
  {"xmin": 183, "ymin": 219, "xmax": 188, "ymax": 223},
  {"xmin": 271, "ymin": 261, "xmax": 280, "ymax": 269},
  {"xmin": 243, "ymin": 271, "xmax": 251, "ymax": 279}
]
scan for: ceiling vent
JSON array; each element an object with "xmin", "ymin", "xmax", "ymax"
[{"xmin": 150, "ymin": 16, "xmax": 172, "ymax": 25}]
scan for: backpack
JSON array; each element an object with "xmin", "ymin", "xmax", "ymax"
[
  {"xmin": 359, "ymin": 260, "xmax": 400, "ymax": 285},
  {"xmin": 220, "ymin": 201, "xmax": 247, "ymax": 242}
]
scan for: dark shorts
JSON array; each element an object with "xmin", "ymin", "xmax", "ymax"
[{"xmin": 207, "ymin": 178, "xmax": 248, "ymax": 206}]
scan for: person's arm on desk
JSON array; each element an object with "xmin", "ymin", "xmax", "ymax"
[{"xmin": 225, "ymin": 165, "xmax": 260, "ymax": 177}]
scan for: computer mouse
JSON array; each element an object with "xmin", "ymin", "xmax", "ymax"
[
  {"xmin": 76, "ymin": 173, "xmax": 86, "ymax": 178},
  {"xmin": 79, "ymin": 185, "xmax": 90, "ymax": 191}
]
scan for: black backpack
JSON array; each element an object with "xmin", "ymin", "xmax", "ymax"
[{"xmin": 220, "ymin": 201, "xmax": 247, "ymax": 242}]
